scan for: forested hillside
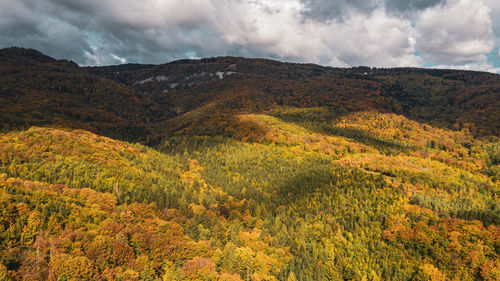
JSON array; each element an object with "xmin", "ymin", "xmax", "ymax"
[
  {"xmin": 0, "ymin": 48, "xmax": 170, "ymax": 143},
  {"xmin": 90, "ymin": 56, "xmax": 500, "ymax": 137},
  {"xmin": 0, "ymin": 48, "xmax": 498, "ymax": 280}
]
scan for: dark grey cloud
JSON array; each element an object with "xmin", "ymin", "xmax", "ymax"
[
  {"xmin": 300, "ymin": 0, "xmax": 445, "ymax": 22},
  {"xmin": 0, "ymin": 0, "xmax": 90, "ymax": 62},
  {"xmin": 300, "ymin": 0, "xmax": 377, "ymax": 22},
  {"xmin": 386, "ymin": 0, "xmax": 445, "ymax": 12},
  {"xmin": 0, "ymin": 0, "xmax": 233, "ymax": 65}
]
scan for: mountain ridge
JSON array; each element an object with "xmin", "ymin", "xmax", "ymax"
[
  {"xmin": 2, "ymin": 47, "xmax": 499, "ymax": 140},
  {"xmin": 88, "ymin": 51, "xmax": 500, "ymax": 138}
]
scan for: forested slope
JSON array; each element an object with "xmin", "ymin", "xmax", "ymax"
[
  {"xmin": 0, "ymin": 48, "xmax": 169, "ymax": 142},
  {"xmin": 90, "ymin": 56, "xmax": 500, "ymax": 137},
  {"xmin": 0, "ymin": 120, "xmax": 498, "ymax": 280},
  {"xmin": 0, "ymin": 48, "xmax": 499, "ymax": 280}
]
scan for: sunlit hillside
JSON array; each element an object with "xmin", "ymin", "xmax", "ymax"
[{"xmin": 0, "ymin": 48, "xmax": 498, "ymax": 280}]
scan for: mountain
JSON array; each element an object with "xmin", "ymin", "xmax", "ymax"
[
  {"xmin": 3, "ymin": 48, "xmax": 499, "ymax": 140},
  {"xmin": 0, "ymin": 47, "xmax": 170, "ymax": 142},
  {"xmin": 0, "ymin": 48, "xmax": 498, "ymax": 281},
  {"xmin": 89, "ymin": 56, "xmax": 500, "ymax": 137}
]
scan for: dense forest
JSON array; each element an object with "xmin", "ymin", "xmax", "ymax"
[{"xmin": 0, "ymin": 48, "xmax": 498, "ymax": 280}]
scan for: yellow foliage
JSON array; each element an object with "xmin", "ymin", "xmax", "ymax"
[
  {"xmin": 190, "ymin": 204, "xmax": 207, "ymax": 215},
  {"xmin": 417, "ymin": 263, "xmax": 446, "ymax": 281}
]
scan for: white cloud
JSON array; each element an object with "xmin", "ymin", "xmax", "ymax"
[
  {"xmin": 208, "ymin": 1, "xmax": 420, "ymax": 67},
  {"xmin": 211, "ymin": 0, "xmax": 323, "ymax": 62},
  {"xmin": 416, "ymin": 0, "xmax": 494, "ymax": 64},
  {"xmin": 111, "ymin": 54, "xmax": 127, "ymax": 64},
  {"xmin": 318, "ymin": 9, "xmax": 421, "ymax": 67}
]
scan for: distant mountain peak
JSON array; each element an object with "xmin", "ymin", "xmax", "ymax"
[
  {"xmin": 0, "ymin": 47, "xmax": 78, "ymax": 68},
  {"xmin": 0, "ymin": 47, "xmax": 56, "ymax": 63}
]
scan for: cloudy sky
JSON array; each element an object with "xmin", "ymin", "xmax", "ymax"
[{"xmin": 1, "ymin": 0, "xmax": 500, "ymax": 72}]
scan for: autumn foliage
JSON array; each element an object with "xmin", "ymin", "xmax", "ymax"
[{"xmin": 0, "ymin": 47, "xmax": 498, "ymax": 280}]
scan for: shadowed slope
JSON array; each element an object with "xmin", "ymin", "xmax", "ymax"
[{"xmin": 0, "ymin": 47, "xmax": 170, "ymax": 143}]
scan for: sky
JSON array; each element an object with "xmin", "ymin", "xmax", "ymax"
[{"xmin": 1, "ymin": 0, "xmax": 500, "ymax": 72}]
